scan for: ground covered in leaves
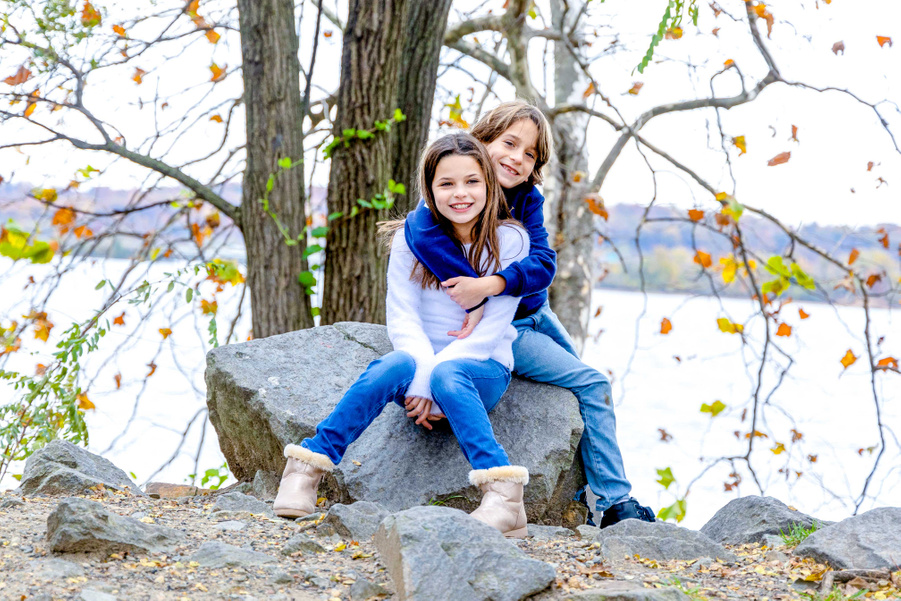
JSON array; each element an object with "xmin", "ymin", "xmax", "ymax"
[{"xmin": 0, "ymin": 488, "xmax": 899, "ymax": 600}]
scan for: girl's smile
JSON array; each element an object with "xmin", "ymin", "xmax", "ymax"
[
  {"xmin": 485, "ymin": 119, "xmax": 539, "ymax": 189},
  {"xmin": 432, "ymin": 154, "xmax": 487, "ymax": 244}
]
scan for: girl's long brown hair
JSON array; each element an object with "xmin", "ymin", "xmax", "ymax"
[{"xmin": 379, "ymin": 133, "xmax": 517, "ymax": 289}]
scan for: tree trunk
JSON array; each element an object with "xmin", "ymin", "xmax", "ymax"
[
  {"xmin": 390, "ymin": 0, "xmax": 454, "ymax": 214},
  {"xmin": 546, "ymin": 0, "xmax": 593, "ymax": 354},
  {"xmin": 237, "ymin": 0, "xmax": 312, "ymax": 338},
  {"xmin": 321, "ymin": 0, "xmax": 409, "ymax": 325}
]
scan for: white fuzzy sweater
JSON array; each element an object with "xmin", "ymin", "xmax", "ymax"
[{"xmin": 387, "ymin": 224, "xmax": 530, "ymax": 400}]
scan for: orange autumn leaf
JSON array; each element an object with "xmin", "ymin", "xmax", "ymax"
[
  {"xmin": 866, "ymin": 273, "xmax": 882, "ymax": 288},
  {"xmin": 585, "ymin": 196, "xmax": 608, "ymax": 220},
  {"xmin": 113, "ymin": 311, "xmax": 126, "ymax": 326},
  {"xmin": 210, "ymin": 63, "xmax": 227, "ymax": 82},
  {"xmin": 660, "ymin": 317, "xmax": 673, "ymax": 335},
  {"xmin": 665, "ymin": 26, "xmax": 683, "ymax": 39},
  {"xmin": 81, "ymin": 1, "xmax": 102, "ymax": 27},
  {"xmin": 840, "ymin": 349, "xmax": 857, "ymax": 369},
  {"xmin": 694, "ymin": 251, "xmax": 712, "ymax": 268},
  {"xmin": 114, "ymin": 373, "xmax": 122, "ymax": 389},
  {"xmin": 798, "ymin": 308, "xmax": 810, "ymax": 320},
  {"xmin": 159, "ymin": 328, "xmax": 172, "ymax": 339},
  {"xmin": 876, "ymin": 357, "xmax": 898, "ymax": 369},
  {"xmin": 73, "ymin": 225, "xmax": 93, "ymax": 238},
  {"xmin": 776, "ymin": 322, "xmax": 792, "ymax": 337},
  {"xmin": 146, "ymin": 362, "xmax": 157, "ymax": 377},
  {"xmin": 133, "ymin": 68, "xmax": 147, "ymax": 85},
  {"xmin": 688, "ymin": 209, "xmax": 704, "ymax": 222},
  {"xmin": 201, "ymin": 299, "xmax": 218, "ymax": 315},
  {"xmin": 723, "ymin": 59, "xmax": 735, "ymax": 68},
  {"xmin": 205, "ymin": 29, "xmax": 220, "ymax": 44},
  {"xmin": 877, "ymin": 227, "xmax": 889, "ymax": 248},
  {"xmin": 867, "ymin": 161, "xmax": 875, "ymax": 172},
  {"xmin": 876, "ymin": 36, "xmax": 892, "ymax": 48},
  {"xmin": 187, "ymin": 0, "xmax": 200, "ymax": 16},
  {"xmin": 113, "ymin": 24, "xmax": 126, "ymax": 37},
  {"xmin": 594, "ymin": 306, "xmax": 602, "ymax": 318},
  {"xmin": 791, "ymin": 125, "xmax": 799, "ymax": 142},
  {"xmin": 24, "ymin": 91, "xmax": 39, "ymax": 118},
  {"xmin": 324, "ymin": 30, "xmax": 333, "ymax": 38},
  {"xmin": 209, "ymin": 114, "xmax": 223, "ymax": 123},
  {"xmin": 35, "ymin": 363, "xmax": 47, "ymax": 375},
  {"xmin": 77, "ymin": 393, "xmax": 95, "ymax": 410},
  {"xmin": 732, "ymin": 135, "xmax": 747, "ymax": 155},
  {"xmin": 627, "ymin": 82, "xmax": 644, "ymax": 95},
  {"xmin": 33, "ymin": 318, "xmax": 53, "ymax": 342},
  {"xmin": 767, "ymin": 151, "xmax": 791, "ymax": 166},
  {"xmin": 582, "ymin": 82, "xmax": 596, "ymax": 99},
  {"xmin": 753, "ymin": 4, "xmax": 774, "ymax": 37},
  {"xmin": 848, "ymin": 248, "xmax": 860, "ymax": 265},
  {"xmin": 3, "ymin": 65, "xmax": 32, "ymax": 86}
]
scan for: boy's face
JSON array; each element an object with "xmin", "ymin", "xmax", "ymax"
[{"xmin": 485, "ymin": 119, "xmax": 539, "ymax": 189}]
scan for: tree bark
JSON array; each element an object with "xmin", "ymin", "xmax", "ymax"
[
  {"xmin": 390, "ymin": 0, "xmax": 454, "ymax": 214},
  {"xmin": 237, "ymin": 0, "xmax": 312, "ymax": 338},
  {"xmin": 321, "ymin": 0, "xmax": 409, "ymax": 325},
  {"xmin": 546, "ymin": 0, "xmax": 593, "ymax": 353}
]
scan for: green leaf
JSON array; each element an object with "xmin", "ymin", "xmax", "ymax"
[
  {"xmin": 761, "ymin": 277, "xmax": 789, "ymax": 297},
  {"xmin": 265, "ymin": 175, "xmax": 274, "ymax": 193},
  {"xmin": 277, "ymin": 157, "xmax": 292, "ymax": 169},
  {"xmin": 372, "ymin": 198, "xmax": 388, "ymax": 210},
  {"xmin": 393, "ymin": 108, "xmax": 406, "ymax": 122},
  {"xmin": 11, "ymin": 473, "xmax": 22, "ymax": 481},
  {"xmin": 129, "ymin": 471, "xmax": 137, "ymax": 479},
  {"xmin": 657, "ymin": 498, "xmax": 687, "ymax": 523},
  {"xmin": 357, "ymin": 199, "xmax": 373, "ymax": 209},
  {"xmin": 349, "ymin": 206, "xmax": 360, "ymax": 218},
  {"xmin": 310, "ymin": 226, "xmax": 329, "ymax": 238},
  {"xmin": 303, "ymin": 244, "xmax": 323, "ymax": 259},
  {"xmin": 327, "ymin": 211, "xmax": 343, "ymax": 221},
  {"xmin": 167, "ymin": 281, "xmax": 175, "ymax": 293},
  {"xmin": 656, "ymin": 467, "xmax": 675, "ymax": 489},
  {"xmin": 790, "ymin": 263, "xmax": 815, "ymax": 290},
  {"xmin": 311, "ymin": 306, "xmax": 321, "ymax": 317},
  {"xmin": 342, "ymin": 128, "xmax": 357, "ymax": 138},
  {"xmin": 388, "ymin": 179, "xmax": 406, "ymax": 195},
  {"xmin": 298, "ymin": 271, "xmax": 317, "ymax": 288},
  {"xmin": 95, "ymin": 280, "xmax": 106, "ymax": 290},
  {"xmin": 185, "ymin": 288, "xmax": 194, "ymax": 303},
  {"xmin": 700, "ymin": 400, "xmax": 726, "ymax": 417},
  {"xmin": 356, "ymin": 130, "xmax": 374, "ymax": 140},
  {"xmin": 764, "ymin": 256, "xmax": 791, "ymax": 278}
]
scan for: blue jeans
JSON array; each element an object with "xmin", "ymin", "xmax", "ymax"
[
  {"xmin": 511, "ymin": 302, "xmax": 632, "ymax": 512},
  {"xmin": 302, "ymin": 350, "xmax": 513, "ymax": 470}
]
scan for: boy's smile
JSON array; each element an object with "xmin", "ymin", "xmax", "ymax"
[{"xmin": 485, "ymin": 119, "xmax": 539, "ymax": 189}]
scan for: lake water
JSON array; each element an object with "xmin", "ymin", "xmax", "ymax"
[{"xmin": 1, "ymin": 257, "xmax": 898, "ymax": 528}]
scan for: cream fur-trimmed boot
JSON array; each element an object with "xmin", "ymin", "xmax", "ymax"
[
  {"xmin": 273, "ymin": 444, "xmax": 335, "ymax": 519},
  {"xmin": 469, "ymin": 465, "xmax": 529, "ymax": 538}
]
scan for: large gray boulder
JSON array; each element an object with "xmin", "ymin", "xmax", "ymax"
[
  {"xmin": 794, "ymin": 507, "xmax": 901, "ymax": 569},
  {"xmin": 19, "ymin": 440, "xmax": 140, "ymax": 496},
  {"xmin": 374, "ymin": 505, "xmax": 555, "ymax": 601},
  {"xmin": 700, "ymin": 496, "xmax": 822, "ymax": 545},
  {"xmin": 47, "ymin": 497, "xmax": 185, "ymax": 554},
  {"xmin": 592, "ymin": 519, "xmax": 736, "ymax": 563},
  {"xmin": 206, "ymin": 322, "xmax": 585, "ymax": 523}
]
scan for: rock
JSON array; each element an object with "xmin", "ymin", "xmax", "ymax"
[
  {"xmin": 18, "ymin": 440, "xmax": 140, "ymax": 497},
  {"xmin": 593, "ymin": 520, "xmax": 736, "ymax": 563},
  {"xmin": 252, "ymin": 470, "xmax": 280, "ymax": 500},
  {"xmin": 561, "ymin": 581, "xmax": 689, "ymax": 600},
  {"xmin": 528, "ymin": 524, "xmax": 576, "ymax": 540},
  {"xmin": 374, "ymin": 505, "xmax": 555, "ymax": 601},
  {"xmin": 295, "ymin": 512, "xmax": 323, "ymax": 523},
  {"xmin": 267, "ymin": 569, "xmax": 295, "ymax": 585},
  {"xmin": 214, "ymin": 520, "xmax": 247, "ymax": 532},
  {"xmin": 323, "ymin": 501, "xmax": 390, "ymax": 540},
  {"xmin": 206, "ymin": 323, "xmax": 585, "ymax": 523},
  {"xmin": 27, "ymin": 557, "xmax": 85, "ymax": 579},
  {"xmin": 0, "ymin": 495, "xmax": 25, "ymax": 509},
  {"xmin": 794, "ymin": 507, "xmax": 901, "ymax": 569},
  {"xmin": 700, "ymin": 496, "xmax": 821, "ymax": 545},
  {"xmin": 281, "ymin": 533, "xmax": 325, "ymax": 555},
  {"xmin": 79, "ymin": 590, "xmax": 118, "ymax": 601},
  {"xmin": 763, "ymin": 534, "xmax": 785, "ymax": 548},
  {"xmin": 349, "ymin": 575, "xmax": 390, "ymax": 600},
  {"xmin": 304, "ymin": 570, "xmax": 332, "ymax": 588},
  {"xmin": 211, "ymin": 491, "xmax": 274, "ymax": 516},
  {"xmin": 144, "ymin": 482, "xmax": 210, "ymax": 498},
  {"xmin": 189, "ymin": 541, "xmax": 277, "ymax": 568},
  {"xmin": 47, "ymin": 497, "xmax": 185, "ymax": 554},
  {"xmin": 576, "ymin": 524, "xmax": 601, "ymax": 540}
]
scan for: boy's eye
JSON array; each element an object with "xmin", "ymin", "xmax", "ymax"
[
  {"xmin": 504, "ymin": 140, "xmax": 513, "ymax": 147},
  {"xmin": 526, "ymin": 152, "xmax": 535, "ymax": 159}
]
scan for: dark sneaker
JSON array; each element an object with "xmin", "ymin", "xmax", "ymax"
[{"xmin": 600, "ymin": 498, "xmax": 656, "ymax": 529}]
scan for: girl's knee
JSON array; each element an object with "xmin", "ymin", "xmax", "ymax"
[
  {"xmin": 372, "ymin": 350, "xmax": 416, "ymax": 379},
  {"xmin": 429, "ymin": 361, "xmax": 466, "ymax": 396}
]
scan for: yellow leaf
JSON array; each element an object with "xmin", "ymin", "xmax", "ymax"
[
  {"xmin": 717, "ymin": 317, "xmax": 743, "ymax": 334},
  {"xmin": 77, "ymin": 393, "xmax": 95, "ymax": 410},
  {"xmin": 732, "ymin": 135, "xmax": 747, "ymax": 155},
  {"xmin": 38, "ymin": 188, "xmax": 60, "ymax": 203},
  {"xmin": 660, "ymin": 317, "xmax": 672, "ymax": 335},
  {"xmin": 159, "ymin": 328, "xmax": 172, "ymax": 339},
  {"xmin": 334, "ymin": 543, "xmax": 347, "ymax": 552},
  {"xmin": 665, "ymin": 26, "xmax": 683, "ymax": 39},
  {"xmin": 720, "ymin": 255, "xmax": 737, "ymax": 283},
  {"xmin": 201, "ymin": 299, "xmax": 218, "ymax": 315},
  {"xmin": 840, "ymin": 349, "xmax": 857, "ymax": 369},
  {"xmin": 715, "ymin": 191, "xmax": 728, "ymax": 202},
  {"xmin": 771, "ymin": 442, "xmax": 785, "ymax": 455}
]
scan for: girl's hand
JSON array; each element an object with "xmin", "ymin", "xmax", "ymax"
[
  {"xmin": 441, "ymin": 275, "xmax": 505, "ymax": 310},
  {"xmin": 448, "ymin": 304, "xmax": 484, "ymax": 339},
  {"xmin": 404, "ymin": 396, "xmax": 442, "ymax": 430}
]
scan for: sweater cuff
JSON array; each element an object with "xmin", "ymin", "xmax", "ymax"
[
  {"xmin": 405, "ymin": 357, "xmax": 435, "ymax": 400},
  {"xmin": 495, "ymin": 265, "xmax": 522, "ymax": 297}
]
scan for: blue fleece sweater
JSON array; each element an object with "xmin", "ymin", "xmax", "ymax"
[{"xmin": 403, "ymin": 183, "xmax": 556, "ymax": 320}]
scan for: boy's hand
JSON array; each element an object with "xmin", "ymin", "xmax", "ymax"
[
  {"xmin": 448, "ymin": 304, "xmax": 484, "ymax": 339},
  {"xmin": 442, "ymin": 275, "xmax": 505, "ymax": 310}
]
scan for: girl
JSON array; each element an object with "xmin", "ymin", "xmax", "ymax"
[
  {"xmin": 273, "ymin": 133, "xmax": 531, "ymax": 538},
  {"xmin": 403, "ymin": 101, "xmax": 656, "ymax": 528}
]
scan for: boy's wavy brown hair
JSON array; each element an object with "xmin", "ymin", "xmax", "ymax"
[
  {"xmin": 380, "ymin": 133, "xmax": 515, "ymax": 289},
  {"xmin": 470, "ymin": 100, "xmax": 553, "ymax": 186}
]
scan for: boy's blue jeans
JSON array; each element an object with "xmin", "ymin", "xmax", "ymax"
[
  {"xmin": 302, "ymin": 350, "xmax": 513, "ymax": 470},
  {"xmin": 512, "ymin": 302, "xmax": 632, "ymax": 512}
]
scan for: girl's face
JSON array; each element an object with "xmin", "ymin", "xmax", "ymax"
[
  {"xmin": 431, "ymin": 154, "xmax": 488, "ymax": 244},
  {"xmin": 484, "ymin": 119, "xmax": 539, "ymax": 189}
]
